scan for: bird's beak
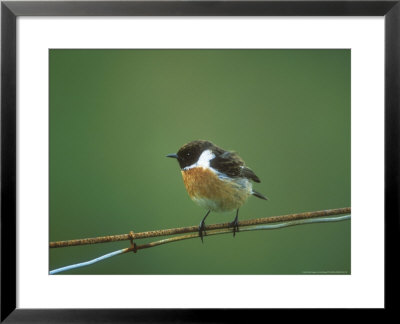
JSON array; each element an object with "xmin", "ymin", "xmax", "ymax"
[{"xmin": 166, "ymin": 153, "xmax": 178, "ymax": 159}]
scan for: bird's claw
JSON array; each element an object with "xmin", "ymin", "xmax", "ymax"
[
  {"xmin": 199, "ymin": 220, "xmax": 206, "ymax": 243},
  {"xmin": 231, "ymin": 216, "xmax": 239, "ymax": 237}
]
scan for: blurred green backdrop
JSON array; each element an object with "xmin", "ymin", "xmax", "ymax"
[{"xmin": 49, "ymin": 49, "xmax": 350, "ymax": 274}]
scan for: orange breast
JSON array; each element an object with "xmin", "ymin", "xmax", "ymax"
[{"xmin": 181, "ymin": 167, "xmax": 251, "ymax": 212}]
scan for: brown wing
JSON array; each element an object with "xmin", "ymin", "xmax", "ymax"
[
  {"xmin": 240, "ymin": 166, "xmax": 261, "ymax": 183},
  {"xmin": 210, "ymin": 150, "xmax": 261, "ymax": 183}
]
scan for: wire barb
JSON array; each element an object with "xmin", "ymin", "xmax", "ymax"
[{"xmin": 129, "ymin": 231, "xmax": 138, "ymax": 253}]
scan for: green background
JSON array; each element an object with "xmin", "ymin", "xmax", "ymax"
[{"xmin": 49, "ymin": 49, "xmax": 351, "ymax": 274}]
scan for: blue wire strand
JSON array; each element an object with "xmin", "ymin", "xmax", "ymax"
[
  {"xmin": 49, "ymin": 214, "xmax": 351, "ymax": 275},
  {"xmin": 49, "ymin": 248, "xmax": 126, "ymax": 275}
]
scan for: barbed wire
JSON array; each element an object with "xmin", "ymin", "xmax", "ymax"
[
  {"xmin": 50, "ymin": 207, "xmax": 351, "ymax": 248},
  {"xmin": 49, "ymin": 207, "xmax": 351, "ymax": 274}
]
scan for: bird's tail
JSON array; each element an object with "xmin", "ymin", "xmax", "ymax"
[{"xmin": 252, "ymin": 190, "xmax": 268, "ymax": 200}]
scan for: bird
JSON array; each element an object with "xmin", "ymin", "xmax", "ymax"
[{"xmin": 166, "ymin": 140, "xmax": 267, "ymax": 242}]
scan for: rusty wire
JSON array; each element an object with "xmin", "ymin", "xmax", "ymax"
[
  {"xmin": 50, "ymin": 207, "xmax": 351, "ymax": 248},
  {"xmin": 50, "ymin": 212, "xmax": 351, "ymax": 274}
]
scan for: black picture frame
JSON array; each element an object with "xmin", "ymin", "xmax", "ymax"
[{"xmin": 1, "ymin": 0, "xmax": 399, "ymax": 321}]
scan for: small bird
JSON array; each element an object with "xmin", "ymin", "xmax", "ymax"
[{"xmin": 167, "ymin": 140, "xmax": 267, "ymax": 242}]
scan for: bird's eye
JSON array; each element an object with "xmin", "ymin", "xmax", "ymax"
[{"xmin": 186, "ymin": 153, "xmax": 190, "ymax": 156}]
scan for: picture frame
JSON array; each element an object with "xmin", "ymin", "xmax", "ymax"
[{"xmin": 1, "ymin": 0, "xmax": 398, "ymax": 321}]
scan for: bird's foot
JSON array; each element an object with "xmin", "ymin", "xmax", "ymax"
[
  {"xmin": 199, "ymin": 219, "xmax": 206, "ymax": 243},
  {"xmin": 230, "ymin": 214, "xmax": 239, "ymax": 237}
]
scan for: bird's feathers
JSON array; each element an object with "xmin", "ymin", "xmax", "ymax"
[
  {"xmin": 240, "ymin": 166, "xmax": 261, "ymax": 183},
  {"xmin": 171, "ymin": 140, "xmax": 268, "ymax": 209},
  {"xmin": 174, "ymin": 139, "xmax": 263, "ymax": 183},
  {"xmin": 210, "ymin": 149, "xmax": 261, "ymax": 183},
  {"xmin": 251, "ymin": 190, "xmax": 268, "ymax": 200}
]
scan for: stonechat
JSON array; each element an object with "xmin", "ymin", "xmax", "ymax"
[{"xmin": 167, "ymin": 140, "xmax": 267, "ymax": 242}]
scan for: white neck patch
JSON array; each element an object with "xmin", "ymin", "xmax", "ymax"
[{"xmin": 183, "ymin": 149, "xmax": 215, "ymax": 170}]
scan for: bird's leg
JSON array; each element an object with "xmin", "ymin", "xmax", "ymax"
[
  {"xmin": 231, "ymin": 209, "xmax": 240, "ymax": 237},
  {"xmin": 199, "ymin": 210, "xmax": 211, "ymax": 243}
]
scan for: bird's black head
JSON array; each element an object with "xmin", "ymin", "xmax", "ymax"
[{"xmin": 167, "ymin": 140, "xmax": 214, "ymax": 169}]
